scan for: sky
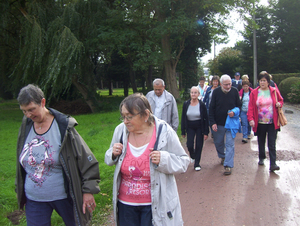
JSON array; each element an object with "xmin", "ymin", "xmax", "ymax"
[{"xmin": 201, "ymin": 0, "xmax": 270, "ymax": 64}]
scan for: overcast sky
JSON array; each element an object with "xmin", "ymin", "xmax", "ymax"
[{"xmin": 201, "ymin": 0, "xmax": 270, "ymax": 64}]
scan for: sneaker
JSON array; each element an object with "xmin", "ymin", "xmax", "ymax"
[
  {"xmin": 195, "ymin": 166, "xmax": 201, "ymax": 171},
  {"xmin": 224, "ymin": 167, "xmax": 232, "ymax": 175},
  {"xmin": 242, "ymin": 138, "xmax": 248, "ymax": 143},
  {"xmin": 258, "ymin": 159, "xmax": 264, "ymax": 165},
  {"xmin": 270, "ymin": 165, "xmax": 280, "ymax": 172},
  {"xmin": 220, "ymin": 158, "xmax": 225, "ymax": 165},
  {"xmin": 247, "ymin": 135, "xmax": 251, "ymax": 139},
  {"xmin": 190, "ymin": 158, "xmax": 195, "ymax": 164}
]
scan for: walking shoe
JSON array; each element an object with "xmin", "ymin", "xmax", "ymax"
[
  {"xmin": 270, "ymin": 165, "xmax": 280, "ymax": 172},
  {"xmin": 220, "ymin": 158, "xmax": 225, "ymax": 165},
  {"xmin": 224, "ymin": 167, "xmax": 231, "ymax": 175},
  {"xmin": 247, "ymin": 135, "xmax": 251, "ymax": 139},
  {"xmin": 195, "ymin": 166, "xmax": 201, "ymax": 171},
  {"xmin": 258, "ymin": 159, "xmax": 264, "ymax": 165},
  {"xmin": 242, "ymin": 138, "xmax": 248, "ymax": 143}
]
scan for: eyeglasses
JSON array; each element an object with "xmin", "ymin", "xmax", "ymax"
[
  {"xmin": 119, "ymin": 113, "xmax": 140, "ymax": 122},
  {"xmin": 222, "ymin": 83, "xmax": 231, "ymax": 86}
]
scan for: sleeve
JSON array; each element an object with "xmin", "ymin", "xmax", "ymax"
[
  {"xmin": 156, "ymin": 126, "xmax": 190, "ymax": 175},
  {"xmin": 181, "ymin": 102, "xmax": 187, "ymax": 135},
  {"xmin": 247, "ymin": 92, "xmax": 255, "ymax": 122},
  {"xmin": 201, "ymin": 102, "xmax": 209, "ymax": 135},
  {"xmin": 209, "ymin": 89, "xmax": 217, "ymax": 125},
  {"xmin": 171, "ymin": 96, "xmax": 179, "ymax": 131}
]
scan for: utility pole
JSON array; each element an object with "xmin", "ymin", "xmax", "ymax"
[{"xmin": 253, "ymin": 2, "xmax": 257, "ymax": 87}]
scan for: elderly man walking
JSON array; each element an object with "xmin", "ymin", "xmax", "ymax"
[
  {"xmin": 146, "ymin": 78, "xmax": 179, "ymax": 131},
  {"xmin": 209, "ymin": 75, "xmax": 242, "ymax": 175}
]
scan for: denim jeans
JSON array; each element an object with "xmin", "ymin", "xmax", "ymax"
[
  {"xmin": 212, "ymin": 125, "xmax": 235, "ymax": 168},
  {"xmin": 25, "ymin": 198, "xmax": 75, "ymax": 226},
  {"xmin": 118, "ymin": 201, "xmax": 153, "ymax": 226},
  {"xmin": 240, "ymin": 111, "xmax": 251, "ymax": 138},
  {"xmin": 256, "ymin": 123, "xmax": 278, "ymax": 166}
]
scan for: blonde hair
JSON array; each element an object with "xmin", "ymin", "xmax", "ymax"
[{"xmin": 241, "ymin": 74, "xmax": 249, "ymax": 81}]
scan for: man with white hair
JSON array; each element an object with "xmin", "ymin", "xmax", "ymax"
[
  {"xmin": 146, "ymin": 78, "xmax": 179, "ymax": 131},
  {"xmin": 209, "ymin": 74, "xmax": 242, "ymax": 175}
]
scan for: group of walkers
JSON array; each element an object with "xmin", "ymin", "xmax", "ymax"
[{"xmin": 14, "ymin": 72, "xmax": 284, "ymax": 225}]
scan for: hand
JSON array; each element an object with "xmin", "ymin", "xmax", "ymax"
[
  {"xmin": 212, "ymin": 124, "xmax": 217, "ymax": 132},
  {"xmin": 112, "ymin": 143, "xmax": 123, "ymax": 159},
  {"xmin": 83, "ymin": 193, "xmax": 96, "ymax": 214},
  {"xmin": 228, "ymin": 111, "xmax": 234, "ymax": 117},
  {"xmin": 204, "ymin": 135, "xmax": 208, "ymax": 140},
  {"xmin": 249, "ymin": 120, "xmax": 255, "ymax": 128},
  {"xmin": 149, "ymin": 148, "xmax": 160, "ymax": 165},
  {"xmin": 276, "ymin": 102, "xmax": 281, "ymax": 108}
]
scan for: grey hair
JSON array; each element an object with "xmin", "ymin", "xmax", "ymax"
[
  {"xmin": 17, "ymin": 84, "xmax": 44, "ymax": 106},
  {"xmin": 190, "ymin": 86, "xmax": 200, "ymax": 93},
  {"xmin": 119, "ymin": 93, "xmax": 155, "ymax": 125},
  {"xmin": 153, "ymin": 78, "xmax": 165, "ymax": 86},
  {"xmin": 220, "ymin": 74, "xmax": 232, "ymax": 84}
]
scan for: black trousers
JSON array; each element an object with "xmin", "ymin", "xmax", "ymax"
[
  {"xmin": 256, "ymin": 123, "xmax": 278, "ymax": 166},
  {"xmin": 186, "ymin": 120, "xmax": 204, "ymax": 168}
]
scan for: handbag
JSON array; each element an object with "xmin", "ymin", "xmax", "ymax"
[{"xmin": 274, "ymin": 90, "xmax": 287, "ymax": 126}]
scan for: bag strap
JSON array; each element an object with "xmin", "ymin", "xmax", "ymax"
[
  {"xmin": 274, "ymin": 89, "xmax": 278, "ymax": 105},
  {"xmin": 153, "ymin": 124, "xmax": 163, "ymax": 150}
]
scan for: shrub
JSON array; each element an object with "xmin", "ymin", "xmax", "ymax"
[
  {"xmin": 278, "ymin": 77, "xmax": 300, "ymax": 102},
  {"xmin": 288, "ymin": 82, "xmax": 300, "ymax": 104}
]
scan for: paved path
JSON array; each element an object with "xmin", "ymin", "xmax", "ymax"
[{"xmin": 176, "ymin": 103, "xmax": 300, "ymax": 226}]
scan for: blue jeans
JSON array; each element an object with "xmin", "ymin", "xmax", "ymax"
[
  {"xmin": 212, "ymin": 125, "xmax": 235, "ymax": 168},
  {"xmin": 25, "ymin": 198, "xmax": 75, "ymax": 226},
  {"xmin": 240, "ymin": 111, "xmax": 251, "ymax": 138},
  {"xmin": 118, "ymin": 201, "xmax": 153, "ymax": 226}
]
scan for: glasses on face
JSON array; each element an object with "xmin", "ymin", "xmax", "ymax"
[
  {"xmin": 222, "ymin": 83, "xmax": 231, "ymax": 86},
  {"xmin": 119, "ymin": 113, "xmax": 140, "ymax": 122}
]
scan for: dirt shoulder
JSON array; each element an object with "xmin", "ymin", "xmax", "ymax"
[{"xmin": 176, "ymin": 103, "xmax": 300, "ymax": 226}]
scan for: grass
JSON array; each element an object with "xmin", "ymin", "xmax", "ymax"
[{"xmin": 0, "ymin": 91, "xmax": 183, "ymax": 225}]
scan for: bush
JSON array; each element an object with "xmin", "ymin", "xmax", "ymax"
[
  {"xmin": 288, "ymin": 82, "xmax": 300, "ymax": 104},
  {"xmin": 278, "ymin": 77, "xmax": 300, "ymax": 102}
]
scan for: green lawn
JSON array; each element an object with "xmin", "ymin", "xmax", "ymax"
[{"xmin": 0, "ymin": 92, "xmax": 183, "ymax": 225}]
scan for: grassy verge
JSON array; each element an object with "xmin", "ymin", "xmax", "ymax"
[{"xmin": 0, "ymin": 92, "xmax": 183, "ymax": 225}]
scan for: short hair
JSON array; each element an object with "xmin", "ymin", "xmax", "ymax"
[
  {"xmin": 211, "ymin": 75, "xmax": 220, "ymax": 85},
  {"xmin": 119, "ymin": 93, "xmax": 154, "ymax": 125},
  {"xmin": 153, "ymin": 78, "xmax": 165, "ymax": 87},
  {"xmin": 241, "ymin": 74, "xmax": 249, "ymax": 81},
  {"xmin": 17, "ymin": 84, "xmax": 44, "ymax": 106},
  {"xmin": 190, "ymin": 86, "xmax": 200, "ymax": 93},
  {"xmin": 258, "ymin": 71, "xmax": 271, "ymax": 84},
  {"xmin": 220, "ymin": 74, "xmax": 232, "ymax": 84},
  {"xmin": 199, "ymin": 76, "xmax": 205, "ymax": 81},
  {"xmin": 242, "ymin": 80, "xmax": 250, "ymax": 86}
]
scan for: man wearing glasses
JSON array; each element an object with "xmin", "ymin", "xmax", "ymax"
[
  {"xmin": 146, "ymin": 78, "xmax": 179, "ymax": 131},
  {"xmin": 209, "ymin": 75, "xmax": 242, "ymax": 175}
]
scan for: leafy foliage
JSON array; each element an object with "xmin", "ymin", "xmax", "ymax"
[
  {"xmin": 278, "ymin": 77, "xmax": 300, "ymax": 102},
  {"xmin": 288, "ymin": 82, "xmax": 300, "ymax": 104}
]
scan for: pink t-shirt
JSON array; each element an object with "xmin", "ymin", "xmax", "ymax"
[
  {"xmin": 257, "ymin": 89, "xmax": 273, "ymax": 124},
  {"xmin": 118, "ymin": 126, "xmax": 156, "ymax": 205}
]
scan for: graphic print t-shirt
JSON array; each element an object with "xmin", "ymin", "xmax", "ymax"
[
  {"xmin": 257, "ymin": 89, "xmax": 273, "ymax": 124},
  {"xmin": 19, "ymin": 119, "xmax": 67, "ymax": 201}
]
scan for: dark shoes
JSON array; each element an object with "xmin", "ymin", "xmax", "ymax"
[
  {"xmin": 220, "ymin": 158, "xmax": 225, "ymax": 165},
  {"xmin": 242, "ymin": 138, "xmax": 248, "ymax": 143},
  {"xmin": 258, "ymin": 159, "xmax": 264, "ymax": 165},
  {"xmin": 224, "ymin": 167, "xmax": 232, "ymax": 175},
  {"xmin": 270, "ymin": 165, "xmax": 280, "ymax": 172}
]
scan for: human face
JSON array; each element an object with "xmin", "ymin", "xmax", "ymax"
[
  {"xmin": 221, "ymin": 79, "xmax": 232, "ymax": 93},
  {"xmin": 212, "ymin": 80, "xmax": 219, "ymax": 88},
  {"xmin": 259, "ymin": 78, "xmax": 269, "ymax": 90},
  {"xmin": 242, "ymin": 85, "xmax": 249, "ymax": 93},
  {"xmin": 153, "ymin": 84, "xmax": 165, "ymax": 97},
  {"xmin": 199, "ymin": 80, "xmax": 205, "ymax": 88},
  {"xmin": 190, "ymin": 87, "xmax": 199, "ymax": 100},
  {"xmin": 20, "ymin": 99, "xmax": 45, "ymax": 122},
  {"xmin": 121, "ymin": 105, "xmax": 144, "ymax": 132}
]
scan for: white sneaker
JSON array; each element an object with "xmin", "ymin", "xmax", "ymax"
[
  {"xmin": 195, "ymin": 166, "xmax": 201, "ymax": 171},
  {"xmin": 190, "ymin": 159, "xmax": 195, "ymax": 164}
]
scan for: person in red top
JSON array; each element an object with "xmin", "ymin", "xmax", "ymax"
[{"xmin": 247, "ymin": 71, "xmax": 284, "ymax": 172}]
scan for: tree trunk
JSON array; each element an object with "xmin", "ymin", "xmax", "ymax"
[
  {"xmin": 72, "ymin": 77, "xmax": 97, "ymax": 113},
  {"xmin": 129, "ymin": 67, "xmax": 137, "ymax": 93},
  {"xmin": 146, "ymin": 65, "xmax": 153, "ymax": 91}
]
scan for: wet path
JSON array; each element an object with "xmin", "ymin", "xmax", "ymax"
[{"xmin": 176, "ymin": 103, "xmax": 300, "ymax": 226}]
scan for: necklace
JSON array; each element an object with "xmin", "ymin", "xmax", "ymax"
[{"xmin": 132, "ymin": 128, "xmax": 150, "ymax": 147}]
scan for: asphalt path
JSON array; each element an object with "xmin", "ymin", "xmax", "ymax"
[{"xmin": 176, "ymin": 103, "xmax": 300, "ymax": 226}]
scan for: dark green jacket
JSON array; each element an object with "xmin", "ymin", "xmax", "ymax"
[{"xmin": 16, "ymin": 108, "xmax": 100, "ymax": 226}]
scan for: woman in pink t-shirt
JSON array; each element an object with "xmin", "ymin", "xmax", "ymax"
[{"xmin": 248, "ymin": 71, "xmax": 284, "ymax": 172}]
